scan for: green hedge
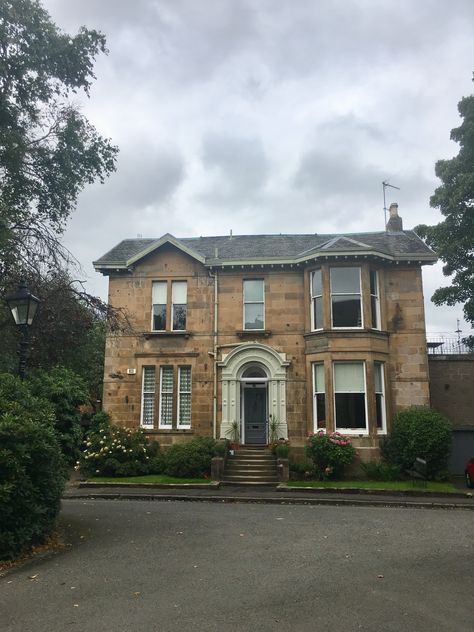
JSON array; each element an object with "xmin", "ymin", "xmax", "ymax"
[
  {"xmin": 162, "ymin": 437, "xmax": 217, "ymax": 478},
  {"xmin": 0, "ymin": 414, "xmax": 66, "ymax": 561},
  {"xmin": 381, "ymin": 406, "xmax": 452, "ymax": 480}
]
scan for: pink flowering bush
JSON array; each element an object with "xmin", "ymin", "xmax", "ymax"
[{"xmin": 306, "ymin": 431, "xmax": 357, "ymax": 480}]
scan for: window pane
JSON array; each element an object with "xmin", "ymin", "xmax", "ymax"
[
  {"xmin": 375, "ymin": 394, "xmax": 383, "ymax": 430},
  {"xmin": 331, "ymin": 267, "xmax": 360, "ymax": 294},
  {"xmin": 153, "ymin": 304, "xmax": 166, "ymax": 330},
  {"xmin": 179, "ymin": 366, "xmax": 191, "ymax": 392},
  {"xmin": 244, "ymin": 279, "xmax": 264, "ymax": 302},
  {"xmin": 172, "ymin": 281, "xmax": 187, "ymax": 304},
  {"xmin": 334, "ymin": 363, "xmax": 364, "ymax": 392},
  {"xmin": 141, "ymin": 367, "xmax": 155, "ymax": 427},
  {"xmin": 178, "ymin": 367, "xmax": 191, "ymax": 425},
  {"xmin": 332, "ymin": 295, "xmax": 361, "ymax": 327},
  {"xmin": 160, "ymin": 366, "xmax": 173, "ymax": 426},
  {"xmin": 335, "ymin": 393, "xmax": 366, "ymax": 429},
  {"xmin": 370, "ymin": 270, "xmax": 378, "ymax": 296},
  {"xmin": 152, "ymin": 281, "xmax": 167, "ymax": 303},
  {"xmin": 313, "ymin": 296, "xmax": 323, "ymax": 329},
  {"xmin": 371, "ymin": 296, "xmax": 379, "ymax": 329},
  {"xmin": 316, "ymin": 394, "xmax": 326, "ymax": 427},
  {"xmin": 244, "ymin": 303, "xmax": 264, "ymax": 329},
  {"xmin": 311, "ymin": 270, "xmax": 322, "ymax": 296},
  {"xmin": 314, "ymin": 363, "xmax": 325, "ymax": 393},
  {"xmin": 173, "ymin": 304, "xmax": 186, "ymax": 330},
  {"xmin": 374, "ymin": 362, "xmax": 383, "ymax": 393}
]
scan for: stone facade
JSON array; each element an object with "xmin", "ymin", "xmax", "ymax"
[
  {"xmin": 95, "ymin": 217, "xmax": 435, "ymax": 458},
  {"xmin": 428, "ymin": 354, "xmax": 474, "ymax": 429}
]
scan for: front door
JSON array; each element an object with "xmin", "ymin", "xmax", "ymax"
[{"xmin": 244, "ymin": 385, "xmax": 267, "ymax": 444}]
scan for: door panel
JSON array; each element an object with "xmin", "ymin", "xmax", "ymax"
[{"xmin": 244, "ymin": 387, "xmax": 267, "ymax": 444}]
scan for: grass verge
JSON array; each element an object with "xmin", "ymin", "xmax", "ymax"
[
  {"xmin": 287, "ymin": 480, "xmax": 458, "ymax": 493},
  {"xmin": 88, "ymin": 475, "xmax": 213, "ymax": 485}
]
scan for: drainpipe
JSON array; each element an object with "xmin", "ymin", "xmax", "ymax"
[{"xmin": 208, "ymin": 269, "xmax": 218, "ymax": 439}]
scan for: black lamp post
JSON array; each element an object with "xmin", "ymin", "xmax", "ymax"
[{"xmin": 5, "ymin": 280, "xmax": 40, "ymax": 379}]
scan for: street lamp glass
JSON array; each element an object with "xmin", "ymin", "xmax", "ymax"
[{"xmin": 6, "ymin": 281, "xmax": 40, "ymax": 326}]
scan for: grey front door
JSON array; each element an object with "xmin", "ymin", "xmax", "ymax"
[{"xmin": 244, "ymin": 386, "xmax": 267, "ymax": 444}]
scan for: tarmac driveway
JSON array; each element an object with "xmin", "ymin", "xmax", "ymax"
[{"xmin": 1, "ymin": 499, "xmax": 473, "ymax": 632}]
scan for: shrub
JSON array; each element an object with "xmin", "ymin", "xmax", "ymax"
[
  {"xmin": 305, "ymin": 431, "xmax": 357, "ymax": 480},
  {"xmin": 381, "ymin": 406, "xmax": 452, "ymax": 480},
  {"xmin": 163, "ymin": 437, "xmax": 217, "ymax": 478},
  {"xmin": 29, "ymin": 367, "xmax": 90, "ymax": 466},
  {"xmin": 360, "ymin": 461, "xmax": 402, "ymax": 481},
  {"xmin": 0, "ymin": 373, "xmax": 54, "ymax": 427},
  {"xmin": 275, "ymin": 443, "xmax": 290, "ymax": 458},
  {"xmin": 80, "ymin": 420, "xmax": 153, "ymax": 477},
  {"xmin": 0, "ymin": 414, "xmax": 66, "ymax": 560},
  {"xmin": 214, "ymin": 440, "xmax": 229, "ymax": 458}
]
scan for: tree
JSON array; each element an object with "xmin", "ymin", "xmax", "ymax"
[
  {"xmin": 0, "ymin": 0, "xmax": 118, "ymax": 281},
  {"xmin": 416, "ymin": 79, "xmax": 474, "ymax": 325},
  {"xmin": 0, "ymin": 270, "xmax": 107, "ymax": 395}
]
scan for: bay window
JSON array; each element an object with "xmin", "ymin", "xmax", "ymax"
[
  {"xmin": 330, "ymin": 267, "xmax": 362, "ymax": 328},
  {"xmin": 312, "ymin": 363, "xmax": 326, "ymax": 430},
  {"xmin": 333, "ymin": 362, "xmax": 367, "ymax": 432},
  {"xmin": 311, "ymin": 270, "xmax": 323, "ymax": 330},
  {"xmin": 374, "ymin": 362, "xmax": 386, "ymax": 433},
  {"xmin": 370, "ymin": 270, "xmax": 381, "ymax": 329}
]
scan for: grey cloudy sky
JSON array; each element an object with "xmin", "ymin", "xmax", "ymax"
[{"xmin": 43, "ymin": 0, "xmax": 474, "ymax": 336}]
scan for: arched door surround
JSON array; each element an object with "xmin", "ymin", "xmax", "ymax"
[{"xmin": 218, "ymin": 342, "xmax": 290, "ymax": 442}]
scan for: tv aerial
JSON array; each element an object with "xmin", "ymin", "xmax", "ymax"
[{"xmin": 382, "ymin": 180, "xmax": 400, "ymax": 225}]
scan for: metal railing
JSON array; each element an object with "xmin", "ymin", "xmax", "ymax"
[{"xmin": 426, "ymin": 336, "xmax": 472, "ymax": 355}]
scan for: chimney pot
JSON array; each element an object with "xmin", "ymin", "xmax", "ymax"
[{"xmin": 386, "ymin": 202, "xmax": 403, "ymax": 232}]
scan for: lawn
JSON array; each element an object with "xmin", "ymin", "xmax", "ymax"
[
  {"xmin": 88, "ymin": 475, "xmax": 213, "ymax": 485},
  {"xmin": 287, "ymin": 480, "xmax": 459, "ymax": 493}
]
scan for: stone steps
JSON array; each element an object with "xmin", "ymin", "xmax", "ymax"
[{"xmin": 222, "ymin": 446, "xmax": 279, "ymax": 485}]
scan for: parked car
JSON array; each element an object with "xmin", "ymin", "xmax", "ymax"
[{"xmin": 466, "ymin": 458, "xmax": 474, "ymax": 488}]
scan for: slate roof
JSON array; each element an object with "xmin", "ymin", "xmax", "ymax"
[{"xmin": 94, "ymin": 230, "xmax": 436, "ymax": 271}]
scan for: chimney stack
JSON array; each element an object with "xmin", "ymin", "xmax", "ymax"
[{"xmin": 386, "ymin": 202, "xmax": 403, "ymax": 232}]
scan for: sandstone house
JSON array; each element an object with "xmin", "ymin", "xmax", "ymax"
[{"xmin": 94, "ymin": 204, "xmax": 436, "ymax": 460}]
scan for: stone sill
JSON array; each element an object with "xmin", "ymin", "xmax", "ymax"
[
  {"xmin": 304, "ymin": 329, "xmax": 389, "ymax": 340},
  {"xmin": 144, "ymin": 429, "xmax": 194, "ymax": 435},
  {"xmin": 236, "ymin": 329, "xmax": 272, "ymax": 338},
  {"xmin": 143, "ymin": 331, "xmax": 192, "ymax": 340}
]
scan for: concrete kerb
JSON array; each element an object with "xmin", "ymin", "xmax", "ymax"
[{"xmin": 64, "ymin": 483, "xmax": 474, "ymax": 510}]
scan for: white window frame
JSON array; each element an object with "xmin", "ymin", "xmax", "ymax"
[
  {"xmin": 151, "ymin": 281, "xmax": 167, "ymax": 331},
  {"xmin": 243, "ymin": 279, "xmax": 265, "ymax": 331},
  {"xmin": 140, "ymin": 366, "xmax": 156, "ymax": 428},
  {"xmin": 159, "ymin": 366, "xmax": 174, "ymax": 428},
  {"xmin": 177, "ymin": 366, "xmax": 192, "ymax": 428},
  {"xmin": 310, "ymin": 270, "xmax": 323, "ymax": 331},
  {"xmin": 312, "ymin": 362, "xmax": 326, "ymax": 431},
  {"xmin": 330, "ymin": 267, "xmax": 363, "ymax": 329},
  {"xmin": 370, "ymin": 270, "xmax": 381, "ymax": 330},
  {"xmin": 171, "ymin": 281, "xmax": 187, "ymax": 331},
  {"xmin": 374, "ymin": 361, "xmax": 387, "ymax": 434},
  {"xmin": 333, "ymin": 361, "xmax": 368, "ymax": 435}
]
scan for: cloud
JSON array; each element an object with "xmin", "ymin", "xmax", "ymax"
[{"xmin": 198, "ymin": 132, "xmax": 269, "ymax": 207}]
